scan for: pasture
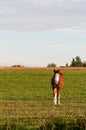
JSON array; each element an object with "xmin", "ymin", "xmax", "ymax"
[{"xmin": 0, "ymin": 68, "xmax": 86, "ymax": 129}]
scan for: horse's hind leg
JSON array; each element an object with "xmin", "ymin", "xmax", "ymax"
[
  {"xmin": 53, "ymin": 88, "xmax": 57, "ymax": 105},
  {"xmin": 57, "ymin": 94, "xmax": 60, "ymax": 105}
]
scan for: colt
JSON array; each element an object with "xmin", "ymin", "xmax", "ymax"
[{"xmin": 51, "ymin": 69, "xmax": 64, "ymax": 105}]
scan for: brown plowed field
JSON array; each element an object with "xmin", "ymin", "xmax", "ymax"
[{"xmin": 0, "ymin": 66, "xmax": 86, "ymax": 70}]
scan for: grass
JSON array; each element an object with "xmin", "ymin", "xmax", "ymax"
[
  {"xmin": 0, "ymin": 69, "xmax": 86, "ymax": 129},
  {"xmin": 0, "ymin": 70, "xmax": 52, "ymax": 100}
]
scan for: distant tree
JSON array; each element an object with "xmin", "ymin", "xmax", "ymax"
[
  {"xmin": 70, "ymin": 56, "xmax": 83, "ymax": 67},
  {"xmin": 66, "ymin": 63, "xmax": 68, "ymax": 67},
  {"xmin": 75, "ymin": 56, "xmax": 82, "ymax": 67},
  {"xmin": 83, "ymin": 61, "xmax": 86, "ymax": 67},
  {"xmin": 47, "ymin": 63, "xmax": 56, "ymax": 67},
  {"xmin": 12, "ymin": 64, "xmax": 23, "ymax": 67},
  {"xmin": 70, "ymin": 58, "xmax": 76, "ymax": 67}
]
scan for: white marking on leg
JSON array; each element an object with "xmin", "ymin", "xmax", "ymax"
[
  {"xmin": 54, "ymin": 93, "xmax": 57, "ymax": 105},
  {"xmin": 57, "ymin": 95, "xmax": 60, "ymax": 105}
]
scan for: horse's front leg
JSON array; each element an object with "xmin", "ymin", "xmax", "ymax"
[
  {"xmin": 53, "ymin": 88, "xmax": 57, "ymax": 105},
  {"xmin": 57, "ymin": 88, "xmax": 61, "ymax": 105}
]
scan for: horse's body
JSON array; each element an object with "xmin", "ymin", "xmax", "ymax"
[{"xmin": 51, "ymin": 69, "xmax": 64, "ymax": 105}]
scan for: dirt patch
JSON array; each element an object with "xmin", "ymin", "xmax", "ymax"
[{"xmin": 0, "ymin": 66, "xmax": 86, "ymax": 70}]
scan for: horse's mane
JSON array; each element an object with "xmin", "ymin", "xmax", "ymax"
[{"xmin": 59, "ymin": 72, "xmax": 64, "ymax": 77}]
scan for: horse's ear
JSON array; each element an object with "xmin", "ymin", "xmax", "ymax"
[
  {"xmin": 53, "ymin": 69, "xmax": 60, "ymax": 73},
  {"xmin": 57, "ymin": 69, "xmax": 60, "ymax": 73}
]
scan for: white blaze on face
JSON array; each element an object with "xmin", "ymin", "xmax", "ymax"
[{"xmin": 54, "ymin": 73, "xmax": 59, "ymax": 84}]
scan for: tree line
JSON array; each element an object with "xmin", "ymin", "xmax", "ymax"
[
  {"xmin": 47, "ymin": 56, "xmax": 86, "ymax": 67},
  {"xmin": 70, "ymin": 56, "xmax": 86, "ymax": 67}
]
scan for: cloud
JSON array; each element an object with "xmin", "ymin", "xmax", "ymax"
[{"xmin": 0, "ymin": 0, "xmax": 86, "ymax": 31}]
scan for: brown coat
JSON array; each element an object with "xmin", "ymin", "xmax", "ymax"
[{"xmin": 51, "ymin": 72, "xmax": 64, "ymax": 89}]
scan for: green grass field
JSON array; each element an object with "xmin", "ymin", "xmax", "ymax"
[{"xmin": 0, "ymin": 69, "xmax": 86, "ymax": 129}]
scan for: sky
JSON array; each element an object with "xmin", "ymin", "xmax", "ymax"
[{"xmin": 0, "ymin": 0, "xmax": 86, "ymax": 67}]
